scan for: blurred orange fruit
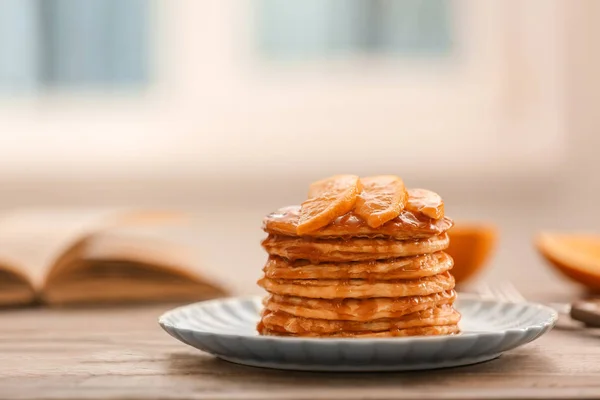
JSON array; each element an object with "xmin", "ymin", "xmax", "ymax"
[
  {"xmin": 297, "ymin": 175, "xmax": 362, "ymax": 235},
  {"xmin": 355, "ymin": 175, "xmax": 407, "ymax": 228},
  {"xmin": 536, "ymin": 232, "xmax": 600, "ymax": 291},
  {"xmin": 446, "ymin": 223, "xmax": 497, "ymax": 284}
]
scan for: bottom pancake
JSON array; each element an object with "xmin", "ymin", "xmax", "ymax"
[
  {"xmin": 258, "ymin": 324, "xmax": 460, "ymax": 338},
  {"xmin": 261, "ymin": 305, "xmax": 460, "ymax": 334},
  {"xmin": 264, "ymin": 290, "xmax": 456, "ymax": 321}
]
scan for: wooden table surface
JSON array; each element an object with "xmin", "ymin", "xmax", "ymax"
[
  {"xmin": 1, "ymin": 300, "xmax": 600, "ymax": 400},
  {"xmin": 2, "ymin": 197, "xmax": 600, "ymax": 399}
]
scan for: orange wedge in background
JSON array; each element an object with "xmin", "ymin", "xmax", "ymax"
[
  {"xmin": 445, "ymin": 223, "xmax": 497, "ymax": 284},
  {"xmin": 297, "ymin": 175, "xmax": 362, "ymax": 235},
  {"xmin": 355, "ymin": 176, "xmax": 407, "ymax": 228},
  {"xmin": 406, "ymin": 188, "xmax": 444, "ymax": 220},
  {"xmin": 536, "ymin": 232, "xmax": 600, "ymax": 291}
]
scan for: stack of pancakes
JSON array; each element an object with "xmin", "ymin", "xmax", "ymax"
[{"xmin": 257, "ymin": 175, "xmax": 460, "ymax": 338}]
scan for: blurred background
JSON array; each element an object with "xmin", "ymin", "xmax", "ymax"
[{"xmin": 0, "ymin": 0, "xmax": 598, "ymax": 296}]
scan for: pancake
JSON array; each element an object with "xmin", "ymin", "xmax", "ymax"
[
  {"xmin": 263, "ymin": 252, "xmax": 453, "ymax": 280},
  {"xmin": 262, "ymin": 233, "xmax": 449, "ymax": 262},
  {"xmin": 261, "ymin": 305, "xmax": 461, "ymax": 334},
  {"xmin": 263, "ymin": 206, "xmax": 453, "ymax": 240},
  {"xmin": 257, "ymin": 271, "xmax": 455, "ymax": 299},
  {"xmin": 264, "ymin": 291, "xmax": 457, "ymax": 321},
  {"xmin": 257, "ymin": 324, "xmax": 460, "ymax": 338},
  {"xmin": 257, "ymin": 176, "xmax": 459, "ymax": 339}
]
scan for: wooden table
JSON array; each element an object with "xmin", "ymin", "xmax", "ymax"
[{"xmin": 1, "ymin": 301, "xmax": 599, "ymax": 400}]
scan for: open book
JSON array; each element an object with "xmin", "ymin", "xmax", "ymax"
[{"xmin": 0, "ymin": 209, "xmax": 227, "ymax": 306}]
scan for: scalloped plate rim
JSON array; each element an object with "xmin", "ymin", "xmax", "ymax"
[{"xmin": 158, "ymin": 296, "xmax": 557, "ymax": 371}]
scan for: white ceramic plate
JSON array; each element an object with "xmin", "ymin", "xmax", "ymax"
[{"xmin": 159, "ymin": 296, "xmax": 557, "ymax": 372}]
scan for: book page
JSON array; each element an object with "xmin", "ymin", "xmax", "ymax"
[
  {"xmin": 41, "ymin": 215, "xmax": 228, "ymax": 305},
  {"xmin": 81, "ymin": 222, "xmax": 228, "ymax": 291},
  {"xmin": 0, "ymin": 208, "xmax": 163, "ymax": 289}
]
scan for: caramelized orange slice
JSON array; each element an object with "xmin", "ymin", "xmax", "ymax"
[
  {"xmin": 297, "ymin": 175, "xmax": 361, "ymax": 235},
  {"xmin": 406, "ymin": 188, "xmax": 444, "ymax": 220},
  {"xmin": 354, "ymin": 176, "xmax": 407, "ymax": 228},
  {"xmin": 536, "ymin": 232, "xmax": 600, "ymax": 291}
]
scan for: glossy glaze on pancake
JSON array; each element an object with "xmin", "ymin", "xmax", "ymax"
[
  {"xmin": 262, "ymin": 233, "xmax": 449, "ymax": 262},
  {"xmin": 263, "ymin": 252, "xmax": 453, "ymax": 280},
  {"xmin": 263, "ymin": 205, "xmax": 453, "ymax": 240},
  {"xmin": 263, "ymin": 291, "xmax": 457, "ymax": 321}
]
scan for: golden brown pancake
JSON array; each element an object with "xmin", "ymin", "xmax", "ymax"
[
  {"xmin": 263, "ymin": 252, "xmax": 453, "ymax": 280},
  {"xmin": 261, "ymin": 305, "xmax": 461, "ymax": 334},
  {"xmin": 263, "ymin": 206, "xmax": 453, "ymax": 239},
  {"xmin": 257, "ymin": 324, "xmax": 460, "ymax": 338},
  {"xmin": 257, "ymin": 272, "xmax": 455, "ymax": 299},
  {"xmin": 264, "ymin": 291, "xmax": 457, "ymax": 321},
  {"xmin": 262, "ymin": 233, "xmax": 449, "ymax": 262}
]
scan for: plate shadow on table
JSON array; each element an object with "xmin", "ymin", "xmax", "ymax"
[{"xmin": 163, "ymin": 348, "xmax": 559, "ymax": 385}]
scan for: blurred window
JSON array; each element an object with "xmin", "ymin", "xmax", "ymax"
[
  {"xmin": 0, "ymin": 0, "xmax": 149, "ymax": 91},
  {"xmin": 257, "ymin": 0, "xmax": 452, "ymax": 59}
]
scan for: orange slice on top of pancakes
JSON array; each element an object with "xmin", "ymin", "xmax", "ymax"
[
  {"xmin": 355, "ymin": 175, "xmax": 407, "ymax": 228},
  {"xmin": 297, "ymin": 175, "xmax": 362, "ymax": 235},
  {"xmin": 406, "ymin": 188, "xmax": 445, "ymax": 220}
]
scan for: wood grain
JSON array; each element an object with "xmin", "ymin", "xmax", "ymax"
[{"xmin": 0, "ymin": 303, "xmax": 599, "ymax": 400}]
